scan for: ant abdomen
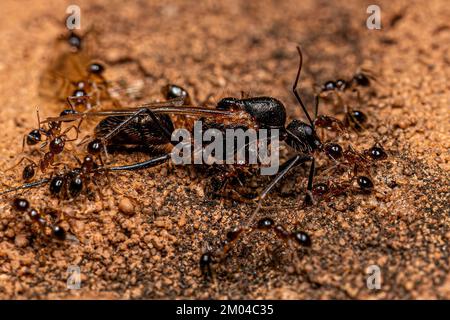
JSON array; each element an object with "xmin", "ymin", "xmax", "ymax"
[
  {"xmin": 11, "ymin": 197, "xmax": 68, "ymax": 241},
  {"xmin": 356, "ymin": 176, "xmax": 374, "ymax": 191}
]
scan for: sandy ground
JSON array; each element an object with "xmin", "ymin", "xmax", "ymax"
[{"xmin": 0, "ymin": 0, "xmax": 448, "ymax": 299}]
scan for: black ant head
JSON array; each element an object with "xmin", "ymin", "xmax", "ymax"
[
  {"xmin": 13, "ymin": 198, "xmax": 30, "ymax": 211},
  {"xmin": 59, "ymin": 109, "xmax": 78, "ymax": 122},
  {"xmin": 49, "ymin": 175, "xmax": 64, "ymax": 195},
  {"xmin": 88, "ymin": 62, "xmax": 104, "ymax": 75},
  {"xmin": 353, "ymin": 73, "xmax": 370, "ymax": 87},
  {"xmin": 366, "ymin": 144, "xmax": 387, "ymax": 161},
  {"xmin": 356, "ymin": 176, "xmax": 374, "ymax": 191},
  {"xmin": 292, "ymin": 231, "xmax": 311, "ymax": 247},
  {"xmin": 285, "ymin": 120, "xmax": 322, "ymax": 152},
  {"xmin": 67, "ymin": 32, "xmax": 82, "ymax": 51},
  {"xmin": 312, "ymin": 183, "xmax": 329, "ymax": 197},
  {"xmin": 26, "ymin": 129, "xmax": 41, "ymax": 145},
  {"xmin": 162, "ymin": 84, "xmax": 191, "ymax": 104},
  {"xmin": 324, "ymin": 143, "xmax": 343, "ymax": 160},
  {"xmin": 322, "ymin": 81, "xmax": 336, "ymax": 91}
]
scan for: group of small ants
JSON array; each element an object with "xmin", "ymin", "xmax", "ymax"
[{"xmin": 1, "ymin": 29, "xmax": 388, "ymax": 279}]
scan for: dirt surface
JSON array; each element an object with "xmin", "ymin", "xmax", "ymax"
[{"xmin": 0, "ymin": 0, "xmax": 449, "ymax": 299}]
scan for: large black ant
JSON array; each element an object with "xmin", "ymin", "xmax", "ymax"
[{"xmin": 42, "ymin": 47, "xmax": 386, "ymax": 206}]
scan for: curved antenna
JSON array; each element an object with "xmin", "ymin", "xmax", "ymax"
[
  {"xmin": 0, "ymin": 178, "xmax": 50, "ymax": 196},
  {"xmin": 292, "ymin": 46, "xmax": 314, "ymax": 128}
]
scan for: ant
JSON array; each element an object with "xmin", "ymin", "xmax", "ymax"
[
  {"xmin": 316, "ymin": 70, "xmax": 377, "ymax": 131},
  {"xmin": 39, "ymin": 30, "xmax": 120, "ymax": 112},
  {"xmin": 10, "ymin": 108, "xmax": 82, "ymax": 182},
  {"xmin": 47, "ymin": 153, "xmax": 107, "ymax": 200},
  {"xmin": 1, "ymin": 152, "xmax": 105, "ymax": 201},
  {"xmin": 199, "ymin": 216, "xmax": 311, "ymax": 278},
  {"xmin": 11, "ymin": 197, "xmax": 76, "ymax": 241},
  {"xmin": 44, "ymin": 46, "xmax": 384, "ymax": 207}
]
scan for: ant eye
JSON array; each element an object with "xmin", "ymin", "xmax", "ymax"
[
  {"xmin": 368, "ymin": 146, "xmax": 387, "ymax": 160},
  {"xmin": 88, "ymin": 62, "xmax": 104, "ymax": 75},
  {"xmin": 325, "ymin": 143, "xmax": 343, "ymax": 159},
  {"xmin": 292, "ymin": 231, "xmax": 311, "ymax": 247},
  {"xmin": 357, "ymin": 176, "xmax": 374, "ymax": 190}
]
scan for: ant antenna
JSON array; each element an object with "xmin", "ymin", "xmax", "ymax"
[
  {"xmin": 292, "ymin": 46, "xmax": 314, "ymax": 128},
  {"xmin": 0, "ymin": 178, "xmax": 50, "ymax": 196}
]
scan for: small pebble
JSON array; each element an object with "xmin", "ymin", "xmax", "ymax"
[
  {"xmin": 118, "ymin": 197, "xmax": 135, "ymax": 215},
  {"xmin": 14, "ymin": 234, "xmax": 29, "ymax": 248}
]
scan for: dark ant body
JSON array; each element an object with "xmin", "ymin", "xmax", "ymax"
[
  {"xmin": 43, "ymin": 47, "xmax": 385, "ymax": 206},
  {"xmin": 40, "ymin": 47, "xmax": 387, "ymax": 275},
  {"xmin": 317, "ymin": 70, "xmax": 377, "ymax": 131},
  {"xmin": 200, "ymin": 217, "xmax": 311, "ymax": 278},
  {"xmin": 15, "ymin": 109, "xmax": 81, "ymax": 182},
  {"xmin": 12, "ymin": 197, "xmax": 71, "ymax": 241},
  {"xmin": 39, "ymin": 31, "xmax": 120, "ymax": 112},
  {"xmin": 48, "ymin": 154, "xmax": 104, "ymax": 199},
  {"xmin": 319, "ymin": 72, "xmax": 372, "ymax": 94}
]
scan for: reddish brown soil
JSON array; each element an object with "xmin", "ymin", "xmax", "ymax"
[{"xmin": 0, "ymin": 0, "xmax": 448, "ymax": 299}]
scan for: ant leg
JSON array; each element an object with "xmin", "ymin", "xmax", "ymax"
[
  {"xmin": 292, "ymin": 46, "xmax": 314, "ymax": 127},
  {"xmin": 0, "ymin": 178, "xmax": 50, "ymax": 196},
  {"xmin": 5, "ymin": 157, "xmax": 37, "ymax": 172},
  {"xmin": 200, "ymin": 217, "xmax": 312, "ymax": 278},
  {"xmin": 106, "ymin": 153, "xmax": 171, "ymax": 172},
  {"xmin": 313, "ymin": 95, "xmax": 320, "ymax": 120},
  {"xmin": 304, "ymin": 158, "xmax": 316, "ymax": 206},
  {"xmin": 101, "ymin": 107, "xmax": 173, "ymax": 147},
  {"xmin": 105, "ymin": 56, "xmax": 155, "ymax": 79},
  {"xmin": 249, "ymin": 154, "xmax": 313, "ymax": 223}
]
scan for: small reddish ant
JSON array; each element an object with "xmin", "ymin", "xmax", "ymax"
[
  {"xmin": 11, "ymin": 197, "xmax": 76, "ymax": 241},
  {"xmin": 12, "ymin": 108, "xmax": 82, "ymax": 182},
  {"xmin": 200, "ymin": 217, "xmax": 311, "ymax": 278}
]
